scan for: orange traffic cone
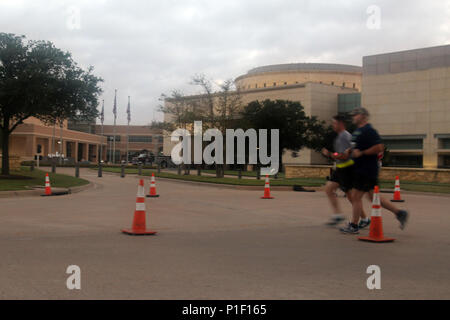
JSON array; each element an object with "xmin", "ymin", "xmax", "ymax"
[
  {"xmin": 358, "ymin": 186, "xmax": 395, "ymax": 243},
  {"xmin": 261, "ymin": 175, "xmax": 274, "ymax": 199},
  {"xmin": 44, "ymin": 173, "xmax": 52, "ymax": 196},
  {"xmin": 391, "ymin": 176, "xmax": 405, "ymax": 202},
  {"xmin": 122, "ymin": 179, "xmax": 157, "ymax": 236},
  {"xmin": 146, "ymin": 173, "xmax": 160, "ymax": 198}
]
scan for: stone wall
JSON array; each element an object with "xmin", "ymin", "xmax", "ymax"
[
  {"xmin": 285, "ymin": 165, "xmax": 450, "ymax": 184},
  {"xmin": 0, "ymin": 154, "xmax": 22, "ymax": 172}
]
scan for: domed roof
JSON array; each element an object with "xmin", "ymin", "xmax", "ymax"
[{"xmin": 244, "ymin": 63, "xmax": 362, "ymax": 76}]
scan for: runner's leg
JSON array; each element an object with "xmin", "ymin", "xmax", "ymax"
[{"xmin": 325, "ymin": 181, "xmax": 340, "ymax": 213}]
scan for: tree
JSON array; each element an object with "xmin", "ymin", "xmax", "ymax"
[
  {"xmin": 159, "ymin": 74, "xmax": 242, "ymax": 177},
  {"xmin": 240, "ymin": 99, "xmax": 330, "ymax": 170},
  {"xmin": 0, "ymin": 33, "xmax": 103, "ymax": 175}
]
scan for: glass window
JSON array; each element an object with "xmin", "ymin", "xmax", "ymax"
[
  {"xmin": 384, "ymin": 155, "xmax": 423, "ymax": 168},
  {"xmin": 128, "ymin": 136, "xmax": 153, "ymax": 143},
  {"xmin": 384, "ymin": 139, "xmax": 423, "ymax": 150},
  {"xmin": 440, "ymin": 138, "xmax": 450, "ymax": 149},
  {"xmin": 107, "ymin": 135, "xmax": 121, "ymax": 142},
  {"xmin": 440, "ymin": 155, "xmax": 450, "ymax": 168}
]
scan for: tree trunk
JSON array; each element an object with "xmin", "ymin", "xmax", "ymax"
[{"xmin": 1, "ymin": 127, "xmax": 10, "ymax": 176}]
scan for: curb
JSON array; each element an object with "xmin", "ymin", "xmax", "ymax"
[
  {"xmin": 132, "ymin": 174, "xmax": 321, "ymax": 192},
  {"xmin": 0, "ymin": 182, "xmax": 92, "ymax": 198}
]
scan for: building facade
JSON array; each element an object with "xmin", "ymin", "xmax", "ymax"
[
  {"xmin": 164, "ymin": 63, "xmax": 362, "ymax": 165},
  {"xmin": 8, "ymin": 117, "xmax": 107, "ymax": 163},
  {"xmin": 362, "ymin": 45, "xmax": 450, "ymax": 169},
  {"xmin": 94, "ymin": 125, "xmax": 164, "ymax": 162}
]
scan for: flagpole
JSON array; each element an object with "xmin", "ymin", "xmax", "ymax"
[
  {"xmin": 113, "ymin": 89, "xmax": 117, "ymax": 164},
  {"xmin": 126, "ymin": 96, "xmax": 131, "ymax": 165},
  {"xmin": 99, "ymin": 100, "xmax": 104, "ymax": 164}
]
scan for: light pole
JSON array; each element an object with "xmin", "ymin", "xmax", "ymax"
[
  {"xmin": 126, "ymin": 96, "xmax": 131, "ymax": 165},
  {"xmin": 112, "ymin": 89, "xmax": 117, "ymax": 164},
  {"xmin": 59, "ymin": 120, "xmax": 63, "ymax": 165},
  {"xmin": 99, "ymin": 100, "xmax": 105, "ymax": 164}
]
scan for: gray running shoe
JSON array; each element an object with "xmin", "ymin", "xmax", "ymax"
[
  {"xmin": 396, "ymin": 210, "xmax": 409, "ymax": 230},
  {"xmin": 340, "ymin": 223, "xmax": 360, "ymax": 234},
  {"xmin": 325, "ymin": 215, "xmax": 345, "ymax": 226},
  {"xmin": 358, "ymin": 218, "xmax": 371, "ymax": 229}
]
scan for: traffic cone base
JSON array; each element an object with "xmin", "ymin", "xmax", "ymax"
[
  {"xmin": 391, "ymin": 199, "xmax": 405, "ymax": 203},
  {"xmin": 261, "ymin": 196, "xmax": 274, "ymax": 199},
  {"xmin": 121, "ymin": 229, "xmax": 157, "ymax": 236},
  {"xmin": 358, "ymin": 236, "xmax": 395, "ymax": 243},
  {"xmin": 146, "ymin": 194, "xmax": 160, "ymax": 198}
]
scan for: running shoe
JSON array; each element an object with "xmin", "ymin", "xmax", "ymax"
[
  {"xmin": 340, "ymin": 223, "xmax": 360, "ymax": 234},
  {"xmin": 358, "ymin": 218, "xmax": 371, "ymax": 229},
  {"xmin": 396, "ymin": 210, "xmax": 409, "ymax": 230},
  {"xmin": 325, "ymin": 214, "xmax": 345, "ymax": 226}
]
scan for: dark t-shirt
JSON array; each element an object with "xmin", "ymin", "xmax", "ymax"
[{"xmin": 351, "ymin": 123, "xmax": 382, "ymax": 178}]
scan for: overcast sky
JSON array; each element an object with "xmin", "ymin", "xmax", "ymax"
[{"xmin": 1, "ymin": 0, "xmax": 449, "ymax": 125}]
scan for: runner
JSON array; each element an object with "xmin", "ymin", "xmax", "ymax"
[
  {"xmin": 340, "ymin": 107, "xmax": 409, "ymax": 234},
  {"xmin": 322, "ymin": 115, "xmax": 369, "ymax": 227}
]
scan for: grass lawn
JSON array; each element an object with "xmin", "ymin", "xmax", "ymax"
[
  {"xmin": 95, "ymin": 167, "xmax": 324, "ymax": 187},
  {"xmin": 202, "ymin": 169, "xmax": 285, "ymax": 178},
  {"xmin": 94, "ymin": 167, "xmax": 450, "ymax": 193},
  {"xmin": 0, "ymin": 167, "xmax": 89, "ymax": 191}
]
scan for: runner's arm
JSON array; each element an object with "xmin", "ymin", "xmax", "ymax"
[{"xmin": 362, "ymin": 144, "xmax": 384, "ymax": 156}]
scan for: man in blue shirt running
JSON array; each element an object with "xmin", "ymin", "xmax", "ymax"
[{"xmin": 339, "ymin": 107, "xmax": 409, "ymax": 234}]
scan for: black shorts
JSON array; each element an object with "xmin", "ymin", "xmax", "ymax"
[
  {"xmin": 352, "ymin": 172, "xmax": 378, "ymax": 192},
  {"xmin": 330, "ymin": 166, "xmax": 354, "ymax": 193}
]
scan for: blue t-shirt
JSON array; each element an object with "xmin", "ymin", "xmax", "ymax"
[{"xmin": 351, "ymin": 123, "xmax": 382, "ymax": 178}]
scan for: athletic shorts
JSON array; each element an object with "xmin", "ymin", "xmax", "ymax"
[
  {"xmin": 330, "ymin": 166, "xmax": 354, "ymax": 193},
  {"xmin": 352, "ymin": 172, "xmax": 378, "ymax": 192}
]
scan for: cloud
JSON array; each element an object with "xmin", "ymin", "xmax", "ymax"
[{"xmin": 1, "ymin": 0, "xmax": 449, "ymax": 124}]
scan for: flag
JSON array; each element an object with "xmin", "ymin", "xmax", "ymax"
[
  {"xmin": 100, "ymin": 100, "xmax": 105, "ymax": 123},
  {"xmin": 113, "ymin": 89, "xmax": 117, "ymax": 119},
  {"xmin": 127, "ymin": 96, "xmax": 131, "ymax": 123}
]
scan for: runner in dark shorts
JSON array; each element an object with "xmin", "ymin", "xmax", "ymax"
[
  {"xmin": 339, "ymin": 107, "xmax": 409, "ymax": 234},
  {"xmin": 322, "ymin": 115, "xmax": 367, "ymax": 226}
]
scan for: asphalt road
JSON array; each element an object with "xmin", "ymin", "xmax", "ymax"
[{"xmin": 0, "ymin": 168, "xmax": 449, "ymax": 299}]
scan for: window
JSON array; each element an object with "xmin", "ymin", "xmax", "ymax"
[
  {"xmin": 353, "ymin": 83, "xmax": 356, "ymax": 89},
  {"xmin": 284, "ymin": 82, "xmax": 287, "ymax": 85},
  {"xmin": 107, "ymin": 135, "xmax": 121, "ymax": 142},
  {"xmin": 273, "ymin": 82, "xmax": 277, "ymax": 87},
  {"xmin": 338, "ymin": 93, "xmax": 361, "ymax": 113},
  {"xmin": 255, "ymin": 84, "xmax": 258, "ymax": 88},
  {"xmin": 158, "ymin": 136, "xmax": 163, "ymax": 143},
  {"xmin": 128, "ymin": 136, "xmax": 153, "ymax": 143},
  {"xmin": 342, "ymin": 82, "xmax": 346, "ymax": 87},
  {"xmin": 331, "ymin": 81, "xmax": 334, "ymax": 86},
  {"xmin": 384, "ymin": 139, "xmax": 423, "ymax": 150},
  {"xmin": 440, "ymin": 155, "xmax": 450, "ymax": 168},
  {"xmin": 384, "ymin": 155, "xmax": 423, "ymax": 168},
  {"xmin": 264, "ymin": 83, "xmax": 266, "ymax": 88},
  {"xmin": 440, "ymin": 138, "xmax": 450, "ymax": 149}
]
